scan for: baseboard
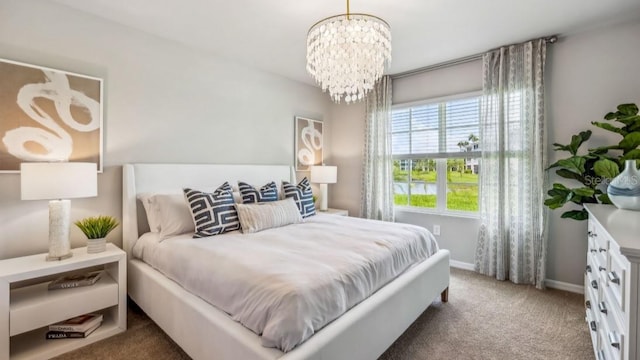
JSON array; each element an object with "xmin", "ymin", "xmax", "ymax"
[
  {"xmin": 449, "ymin": 260, "xmax": 583, "ymax": 294},
  {"xmin": 449, "ymin": 260, "xmax": 475, "ymax": 271},
  {"xmin": 545, "ymin": 279, "xmax": 584, "ymax": 294}
]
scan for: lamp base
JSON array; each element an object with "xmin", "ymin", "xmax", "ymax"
[
  {"xmin": 47, "ymin": 199, "xmax": 73, "ymax": 261},
  {"xmin": 319, "ymin": 183, "xmax": 328, "ymax": 211},
  {"xmin": 46, "ymin": 253, "xmax": 73, "ymax": 261}
]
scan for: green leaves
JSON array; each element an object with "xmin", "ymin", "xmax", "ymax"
[
  {"xmin": 545, "ymin": 103, "xmax": 640, "ymax": 222},
  {"xmin": 75, "ymin": 215, "xmax": 119, "ymax": 239},
  {"xmin": 593, "ymin": 159, "xmax": 620, "ymax": 179},
  {"xmin": 560, "ymin": 209, "xmax": 589, "ymax": 221},
  {"xmin": 619, "ymin": 133, "xmax": 640, "ymax": 152},
  {"xmin": 552, "ymin": 130, "xmax": 591, "ymax": 156}
]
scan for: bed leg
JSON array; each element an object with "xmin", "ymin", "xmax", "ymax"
[{"xmin": 440, "ymin": 287, "xmax": 449, "ymax": 303}]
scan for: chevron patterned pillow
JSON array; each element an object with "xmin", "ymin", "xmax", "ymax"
[
  {"xmin": 183, "ymin": 182, "xmax": 241, "ymax": 238},
  {"xmin": 238, "ymin": 181, "xmax": 278, "ymax": 203},
  {"xmin": 283, "ymin": 177, "xmax": 316, "ymax": 218}
]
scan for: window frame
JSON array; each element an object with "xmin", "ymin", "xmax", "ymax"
[{"xmin": 391, "ymin": 90, "xmax": 482, "ymax": 218}]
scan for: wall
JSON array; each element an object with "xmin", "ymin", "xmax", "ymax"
[
  {"xmin": 0, "ymin": 0, "xmax": 332, "ymax": 259},
  {"xmin": 327, "ymin": 18, "xmax": 640, "ymax": 286},
  {"xmin": 546, "ymin": 18, "xmax": 640, "ymax": 285}
]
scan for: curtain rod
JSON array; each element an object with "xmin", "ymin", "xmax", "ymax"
[{"xmin": 390, "ymin": 35, "xmax": 558, "ymax": 80}]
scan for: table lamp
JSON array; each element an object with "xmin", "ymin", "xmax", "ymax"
[
  {"xmin": 310, "ymin": 165, "xmax": 337, "ymax": 212},
  {"xmin": 20, "ymin": 162, "xmax": 97, "ymax": 261}
]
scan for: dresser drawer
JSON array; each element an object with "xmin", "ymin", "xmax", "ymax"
[
  {"xmin": 591, "ymin": 221, "xmax": 610, "ymax": 270},
  {"xmin": 607, "ymin": 245, "xmax": 628, "ymax": 315},
  {"xmin": 587, "ymin": 252, "xmax": 602, "ymax": 293},
  {"xmin": 600, "ymin": 312, "xmax": 625, "ymax": 360}
]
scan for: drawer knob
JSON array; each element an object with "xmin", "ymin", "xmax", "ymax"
[
  {"xmin": 609, "ymin": 332, "xmax": 620, "ymax": 349},
  {"xmin": 599, "ymin": 247, "xmax": 607, "ymax": 253},
  {"xmin": 588, "ymin": 231, "xmax": 593, "ymax": 237},
  {"xmin": 598, "ymin": 301, "xmax": 607, "ymax": 315},
  {"xmin": 608, "ymin": 271, "xmax": 621, "ymax": 285},
  {"xmin": 590, "ymin": 320, "xmax": 597, "ymax": 331},
  {"xmin": 591, "ymin": 280, "xmax": 598, "ymax": 289},
  {"xmin": 586, "ymin": 265, "xmax": 592, "ymax": 273},
  {"xmin": 586, "ymin": 300, "xmax": 591, "ymax": 309},
  {"xmin": 590, "ymin": 248, "xmax": 597, "ymax": 253},
  {"xmin": 599, "ymin": 266, "xmax": 606, "ymax": 272}
]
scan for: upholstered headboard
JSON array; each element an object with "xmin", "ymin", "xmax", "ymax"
[{"xmin": 122, "ymin": 163, "xmax": 295, "ymax": 259}]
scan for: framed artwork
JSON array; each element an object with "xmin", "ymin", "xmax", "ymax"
[
  {"xmin": 295, "ymin": 116, "xmax": 323, "ymax": 171},
  {"xmin": 0, "ymin": 58, "xmax": 103, "ymax": 172}
]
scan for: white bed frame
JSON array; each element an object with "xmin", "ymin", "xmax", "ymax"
[{"xmin": 122, "ymin": 163, "xmax": 450, "ymax": 360}]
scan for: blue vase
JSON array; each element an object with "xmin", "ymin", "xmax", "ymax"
[{"xmin": 607, "ymin": 160, "xmax": 640, "ymax": 211}]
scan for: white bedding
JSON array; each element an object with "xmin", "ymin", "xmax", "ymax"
[{"xmin": 132, "ymin": 213, "xmax": 438, "ymax": 352}]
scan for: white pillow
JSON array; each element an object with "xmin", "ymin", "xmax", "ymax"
[
  {"xmin": 137, "ymin": 193, "xmax": 161, "ymax": 233},
  {"xmin": 152, "ymin": 194, "xmax": 195, "ymax": 240},
  {"xmin": 235, "ymin": 198, "xmax": 302, "ymax": 234}
]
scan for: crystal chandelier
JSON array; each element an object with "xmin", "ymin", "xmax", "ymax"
[{"xmin": 306, "ymin": 0, "xmax": 392, "ymax": 104}]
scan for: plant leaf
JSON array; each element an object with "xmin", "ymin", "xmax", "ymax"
[
  {"xmin": 622, "ymin": 149, "xmax": 640, "ymax": 160},
  {"xmin": 598, "ymin": 193, "xmax": 612, "ymax": 204},
  {"xmin": 552, "ymin": 131, "xmax": 591, "ymax": 155},
  {"xmin": 573, "ymin": 187, "xmax": 595, "ymax": 197},
  {"xmin": 591, "ymin": 121, "xmax": 625, "ymax": 135},
  {"xmin": 560, "ymin": 209, "xmax": 589, "ymax": 221},
  {"xmin": 594, "ymin": 159, "xmax": 620, "ymax": 179},
  {"xmin": 618, "ymin": 103, "xmax": 639, "ymax": 116},
  {"xmin": 545, "ymin": 196, "xmax": 568, "ymax": 209},
  {"xmin": 619, "ymin": 132, "xmax": 640, "ymax": 152},
  {"xmin": 557, "ymin": 157, "xmax": 586, "ymax": 174},
  {"xmin": 555, "ymin": 169, "xmax": 584, "ymax": 182}
]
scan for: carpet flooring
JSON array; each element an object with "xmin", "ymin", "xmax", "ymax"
[{"xmin": 54, "ymin": 268, "xmax": 593, "ymax": 360}]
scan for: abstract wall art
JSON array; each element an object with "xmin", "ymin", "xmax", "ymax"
[
  {"xmin": 295, "ymin": 116, "xmax": 323, "ymax": 171},
  {"xmin": 0, "ymin": 58, "xmax": 103, "ymax": 172}
]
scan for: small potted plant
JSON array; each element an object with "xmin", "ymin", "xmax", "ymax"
[{"xmin": 75, "ymin": 215, "xmax": 119, "ymax": 253}]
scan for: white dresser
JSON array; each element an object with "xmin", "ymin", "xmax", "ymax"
[{"xmin": 585, "ymin": 204, "xmax": 640, "ymax": 360}]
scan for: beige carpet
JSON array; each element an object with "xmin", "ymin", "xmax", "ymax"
[{"xmin": 54, "ymin": 268, "xmax": 592, "ymax": 360}]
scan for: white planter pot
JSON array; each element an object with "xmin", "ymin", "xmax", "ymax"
[{"xmin": 87, "ymin": 237, "xmax": 106, "ymax": 253}]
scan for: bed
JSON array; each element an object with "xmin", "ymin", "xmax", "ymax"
[{"xmin": 122, "ymin": 163, "xmax": 450, "ymax": 360}]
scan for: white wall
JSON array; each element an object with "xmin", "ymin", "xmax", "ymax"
[
  {"xmin": 327, "ymin": 18, "xmax": 640, "ymax": 286},
  {"xmin": 0, "ymin": 0, "xmax": 332, "ymax": 259}
]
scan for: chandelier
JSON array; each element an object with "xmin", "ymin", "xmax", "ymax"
[{"xmin": 306, "ymin": 0, "xmax": 392, "ymax": 104}]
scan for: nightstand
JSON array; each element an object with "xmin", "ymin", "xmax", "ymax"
[
  {"xmin": 321, "ymin": 208, "xmax": 349, "ymax": 216},
  {"xmin": 0, "ymin": 244, "xmax": 126, "ymax": 360}
]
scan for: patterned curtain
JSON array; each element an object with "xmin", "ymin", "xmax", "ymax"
[
  {"xmin": 474, "ymin": 39, "xmax": 548, "ymax": 289},
  {"xmin": 361, "ymin": 75, "xmax": 394, "ymax": 221}
]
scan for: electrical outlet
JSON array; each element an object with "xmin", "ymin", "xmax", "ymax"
[{"xmin": 433, "ymin": 225, "xmax": 441, "ymax": 236}]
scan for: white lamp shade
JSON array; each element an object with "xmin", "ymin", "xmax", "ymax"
[
  {"xmin": 310, "ymin": 165, "xmax": 337, "ymax": 184},
  {"xmin": 21, "ymin": 162, "xmax": 98, "ymax": 200}
]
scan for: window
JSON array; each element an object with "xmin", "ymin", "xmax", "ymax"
[{"xmin": 392, "ymin": 92, "xmax": 481, "ymax": 214}]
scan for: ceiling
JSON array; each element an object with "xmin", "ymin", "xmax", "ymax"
[{"xmin": 54, "ymin": 0, "xmax": 640, "ymax": 85}]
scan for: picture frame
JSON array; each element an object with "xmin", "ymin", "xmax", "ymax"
[
  {"xmin": 295, "ymin": 116, "xmax": 323, "ymax": 171},
  {"xmin": 0, "ymin": 58, "xmax": 103, "ymax": 173}
]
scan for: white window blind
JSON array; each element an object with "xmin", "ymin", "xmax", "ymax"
[{"xmin": 392, "ymin": 95, "xmax": 481, "ymax": 158}]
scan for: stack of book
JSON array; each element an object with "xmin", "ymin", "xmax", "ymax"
[
  {"xmin": 46, "ymin": 313, "xmax": 103, "ymax": 339},
  {"xmin": 48, "ymin": 271, "xmax": 103, "ymax": 290}
]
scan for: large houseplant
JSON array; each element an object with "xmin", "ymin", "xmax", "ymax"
[{"xmin": 545, "ymin": 103, "xmax": 640, "ymax": 220}]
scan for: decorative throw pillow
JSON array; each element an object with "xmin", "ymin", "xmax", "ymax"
[
  {"xmin": 283, "ymin": 177, "xmax": 316, "ymax": 218},
  {"xmin": 183, "ymin": 182, "xmax": 241, "ymax": 238},
  {"xmin": 235, "ymin": 198, "xmax": 302, "ymax": 234},
  {"xmin": 238, "ymin": 181, "xmax": 278, "ymax": 203}
]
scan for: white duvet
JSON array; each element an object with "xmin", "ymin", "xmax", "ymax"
[{"xmin": 133, "ymin": 213, "xmax": 438, "ymax": 352}]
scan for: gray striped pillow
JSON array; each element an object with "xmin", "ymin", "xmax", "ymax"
[{"xmin": 235, "ymin": 198, "xmax": 302, "ymax": 233}]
